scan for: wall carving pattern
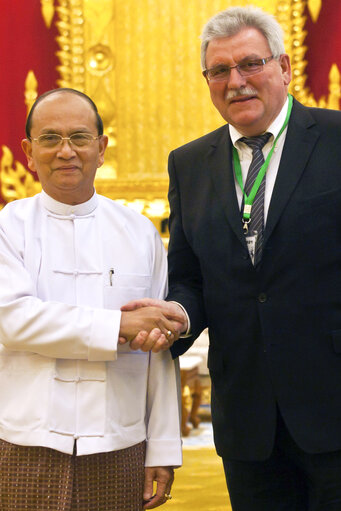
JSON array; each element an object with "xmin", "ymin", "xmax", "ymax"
[{"xmin": 2, "ymin": 0, "xmax": 340, "ymax": 236}]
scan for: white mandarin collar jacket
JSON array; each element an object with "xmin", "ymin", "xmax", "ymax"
[{"xmin": 0, "ymin": 191, "xmax": 182, "ymax": 466}]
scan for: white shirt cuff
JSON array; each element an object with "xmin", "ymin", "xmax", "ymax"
[{"xmin": 169, "ymin": 301, "xmax": 191, "ymax": 337}]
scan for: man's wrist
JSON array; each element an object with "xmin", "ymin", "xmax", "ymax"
[{"xmin": 169, "ymin": 301, "xmax": 191, "ymax": 337}]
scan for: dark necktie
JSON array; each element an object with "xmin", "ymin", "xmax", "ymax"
[{"xmin": 239, "ymin": 132, "xmax": 271, "ymax": 265}]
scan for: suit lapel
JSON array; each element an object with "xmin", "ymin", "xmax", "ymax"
[
  {"xmin": 264, "ymin": 101, "xmax": 320, "ymax": 245},
  {"xmin": 208, "ymin": 126, "xmax": 246, "ymax": 247},
  {"xmin": 207, "ymin": 102, "xmax": 321, "ymax": 252}
]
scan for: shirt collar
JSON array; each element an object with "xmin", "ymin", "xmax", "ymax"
[
  {"xmin": 229, "ymin": 96, "xmax": 289, "ymax": 148},
  {"xmin": 40, "ymin": 189, "xmax": 99, "ymax": 216}
]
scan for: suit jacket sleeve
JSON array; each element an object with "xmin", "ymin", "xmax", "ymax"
[{"xmin": 167, "ymin": 150, "xmax": 208, "ymax": 357}]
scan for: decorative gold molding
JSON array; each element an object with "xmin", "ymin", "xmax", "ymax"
[
  {"xmin": 276, "ymin": 0, "xmax": 308, "ymax": 103},
  {"xmin": 96, "ymin": 178, "xmax": 170, "ymax": 235},
  {"xmin": 55, "ymin": 0, "xmax": 85, "ymax": 90},
  {"xmin": 56, "ymin": 0, "xmax": 117, "ymax": 179}
]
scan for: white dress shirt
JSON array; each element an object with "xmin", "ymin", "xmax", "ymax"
[
  {"xmin": 229, "ymin": 96, "xmax": 289, "ymax": 224},
  {"xmin": 0, "ymin": 191, "xmax": 182, "ymax": 467}
]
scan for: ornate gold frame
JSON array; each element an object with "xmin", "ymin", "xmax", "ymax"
[{"xmin": 2, "ymin": 0, "xmax": 340, "ymax": 234}]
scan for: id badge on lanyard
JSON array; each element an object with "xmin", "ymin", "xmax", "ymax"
[{"xmin": 232, "ymin": 94, "xmax": 293, "ymax": 237}]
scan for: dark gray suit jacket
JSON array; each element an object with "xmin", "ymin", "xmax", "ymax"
[{"xmin": 169, "ymin": 99, "xmax": 341, "ymax": 460}]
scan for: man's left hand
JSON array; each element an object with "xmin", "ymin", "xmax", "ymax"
[{"xmin": 143, "ymin": 466, "xmax": 174, "ymax": 509}]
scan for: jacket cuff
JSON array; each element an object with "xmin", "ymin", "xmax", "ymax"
[
  {"xmin": 88, "ymin": 309, "xmax": 120, "ymax": 361},
  {"xmin": 145, "ymin": 438, "xmax": 183, "ymax": 467}
]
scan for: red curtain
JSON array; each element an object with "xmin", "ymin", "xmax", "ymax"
[
  {"xmin": 0, "ymin": 1, "xmax": 59, "ymax": 172},
  {"xmin": 304, "ymin": 0, "xmax": 341, "ymax": 105}
]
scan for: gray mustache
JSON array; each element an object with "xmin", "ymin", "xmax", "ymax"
[{"xmin": 225, "ymin": 88, "xmax": 258, "ymax": 100}]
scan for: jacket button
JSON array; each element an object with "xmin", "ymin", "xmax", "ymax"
[{"xmin": 258, "ymin": 293, "xmax": 267, "ymax": 303}]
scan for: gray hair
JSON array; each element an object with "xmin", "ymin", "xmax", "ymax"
[{"xmin": 200, "ymin": 6, "xmax": 285, "ymax": 70}]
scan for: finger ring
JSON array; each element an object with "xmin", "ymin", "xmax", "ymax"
[
  {"xmin": 164, "ymin": 494, "xmax": 172, "ymax": 500},
  {"xmin": 166, "ymin": 330, "xmax": 172, "ymax": 338}
]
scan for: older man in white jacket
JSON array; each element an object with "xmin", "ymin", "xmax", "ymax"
[{"xmin": 0, "ymin": 88, "xmax": 182, "ymax": 510}]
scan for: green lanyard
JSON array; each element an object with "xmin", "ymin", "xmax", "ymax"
[{"xmin": 232, "ymin": 94, "xmax": 293, "ymax": 233}]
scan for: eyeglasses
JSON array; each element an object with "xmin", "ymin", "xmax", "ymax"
[
  {"xmin": 31, "ymin": 133, "xmax": 101, "ymax": 148},
  {"xmin": 203, "ymin": 56, "xmax": 275, "ymax": 82}
]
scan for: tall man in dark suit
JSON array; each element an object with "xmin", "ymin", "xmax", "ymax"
[{"xmin": 122, "ymin": 6, "xmax": 341, "ymax": 510}]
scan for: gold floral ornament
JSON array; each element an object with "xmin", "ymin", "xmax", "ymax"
[
  {"xmin": 1, "ymin": 146, "xmax": 41, "ymax": 203},
  {"xmin": 86, "ymin": 44, "xmax": 113, "ymax": 76},
  {"xmin": 307, "ymin": 0, "xmax": 322, "ymax": 22},
  {"xmin": 41, "ymin": 0, "xmax": 55, "ymax": 29},
  {"xmin": 25, "ymin": 71, "xmax": 38, "ymax": 116},
  {"xmin": 327, "ymin": 64, "xmax": 341, "ymax": 110}
]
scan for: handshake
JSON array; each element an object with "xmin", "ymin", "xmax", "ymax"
[{"xmin": 118, "ymin": 298, "xmax": 188, "ymax": 353}]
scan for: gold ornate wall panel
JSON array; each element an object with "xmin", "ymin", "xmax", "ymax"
[
  {"xmin": 113, "ymin": 0, "xmax": 277, "ymax": 182},
  {"xmin": 6, "ymin": 0, "xmax": 336, "ymax": 232},
  {"xmin": 52, "ymin": 0, "xmax": 294, "ymax": 231}
]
